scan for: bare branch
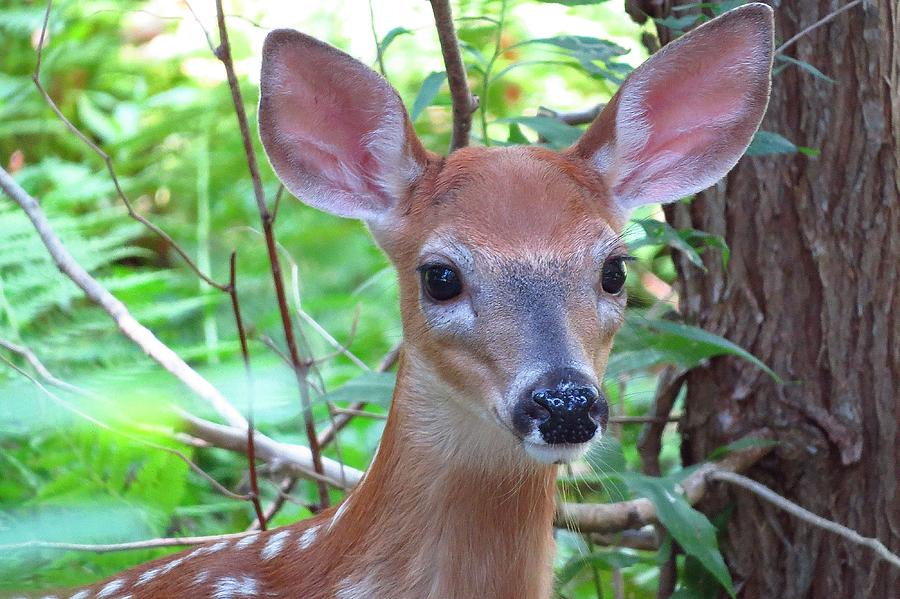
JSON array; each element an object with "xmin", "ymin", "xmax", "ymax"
[
  {"xmin": 32, "ymin": 0, "xmax": 228, "ymax": 292},
  {"xmin": 590, "ymin": 528, "xmax": 660, "ymax": 552},
  {"xmin": 638, "ymin": 369, "xmax": 686, "ymax": 476},
  {"xmin": 212, "ymin": 0, "xmax": 329, "ymax": 508},
  {"xmin": 775, "ymin": 0, "xmax": 864, "ymax": 55},
  {"xmin": 0, "ymin": 166, "xmax": 248, "ymax": 429},
  {"xmin": 556, "ymin": 437, "xmax": 773, "ymax": 532},
  {"xmin": 537, "ymin": 104, "xmax": 603, "ymax": 126},
  {"xmin": 180, "ymin": 411, "xmax": 362, "ymax": 490},
  {"xmin": 0, "ymin": 533, "xmax": 252, "ymax": 554},
  {"xmin": 317, "ymin": 341, "xmax": 401, "ymax": 448},
  {"xmin": 248, "ymin": 477, "xmax": 298, "ymax": 532},
  {"xmin": 0, "ymin": 337, "xmax": 83, "ymax": 395},
  {"xmin": 711, "ymin": 471, "xmax": 900, "ymax": 570},
  {"xmin": 429, "ymin": 0, "xmax": 478, "ymax": 151}
]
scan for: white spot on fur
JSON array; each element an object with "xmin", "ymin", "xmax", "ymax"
[
  {"xmin": 69, "ymin": 592, "xmax": 89, "ymax": 599},
  {"xmin": 335, "ymin": 576, "xmax": 374, "ymax": 599},
  {"xmin": 235, "ymin": 532, "xmax": 259, "ymax": 549},
  {"xmin": 97, "ymin": 579, "xmax": 124, "ymax": 598},
  {"xmin": 194, "ymin": 571, "xmax": 211, "ymax": 584},
  {"xmin": 136, "ymin": 566, "xmax": 161, "ymax": 586},
  {"xmin": 117, "ymin": 595, "xmax": 133, "ymax": 599},
  {"xmin": 329, "ymin": 498, "xmax": 351, "ymax": 530},
  {"xmin": 297, "ymin": 525, "xmax": 320, "ymax": 550},
  {"xmin": 159, "ymin": 556, "xmax": 185, "ymax": 574},
  {"xmin": 261, "ymin": 529, "xmax": 290, "ymax": 560},
  {"xmin": 213, "ymin": 575, "xmax": 259, "ymax": 598}
]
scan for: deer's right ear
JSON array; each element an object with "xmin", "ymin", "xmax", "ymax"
[
  {"xmin": 258, "ymin": 29, "xmax": 430, "ymax": 223},
  {"xmin": 567, "ymin": 3, "xmax": 774, "ymax": 214}
]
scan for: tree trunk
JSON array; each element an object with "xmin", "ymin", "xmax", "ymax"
[{"xmin": 639, "ymin": 1, "xmax": 898, "ymax": 596}]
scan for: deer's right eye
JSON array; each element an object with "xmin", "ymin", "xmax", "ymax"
[{"xmin": 419, "ymin": 264, "xmax": 463, "ymax": 302}]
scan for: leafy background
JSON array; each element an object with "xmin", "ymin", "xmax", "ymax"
[{"xmin": 0, "ymin": 0, "xmax": 796, "ymax": 596}]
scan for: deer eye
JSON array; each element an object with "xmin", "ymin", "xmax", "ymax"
[
  {"xmin": 601, "ymin": 257, "xmax": 627, "ymax": 295},
  {"xmin": 419, "ymin": 263, "xmax": 463, "ymax": 302}
]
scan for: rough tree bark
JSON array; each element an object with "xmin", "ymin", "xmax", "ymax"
[{"xmin": 635, "ymin": 1, "xmax": 898, "ymax": 597}]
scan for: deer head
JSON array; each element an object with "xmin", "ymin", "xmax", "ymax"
[{"xmin": 258, "ymin": 3, "xmax": 774, "ymax": 469}]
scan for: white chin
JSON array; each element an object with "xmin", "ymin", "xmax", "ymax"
[{"xmin": 523, "ymin": 441, "xmax": 591, "ymax": 465}]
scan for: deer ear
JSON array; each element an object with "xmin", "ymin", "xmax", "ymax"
[
  {"xmin": 567, "ymin": 3, "xmax": 774, "ymax": 212},
  {"xmin": 258, "ymin": 29, "xmax": 430, "ymax": 223}
]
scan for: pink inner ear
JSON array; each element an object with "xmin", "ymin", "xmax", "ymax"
[
  {"xmin": 270, "ymin": 49, "xmax": 395, "ymax": 200},
  {"xmin": 259, "ymin": 30, "xmax": 425, "ymax": 220},
  {"xmin": 600, "ymin": 9, "xmax": 773, "ymax": 209}
]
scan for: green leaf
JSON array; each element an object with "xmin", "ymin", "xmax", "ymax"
[
  {"xmin": 746, "ymin": 130, "xmax": 798, "ymax": 156},
  {"xmin": 654, "ymin": 14, "xmax": 702, "ymax": 31},
  {"xmin": 555, "ymin": 549, "xmax": 646, "ymax": 590},
  {"xmin": 622, "ymin": 473, "xmax": 735, "ymax": 596},
  {"xmin": 776, "ymin": 55, "xmax": 836, "ymax": 84},
  {"xmin": 410, "ymin": 71, "xmax": 446, "ymax": 121},
  {"xmin": 318, "ymin": 371, "xmax": 396, "ymax": 407},
  {"xmin": 379, "ymin": 27, "xmax": 412, "ymax": 54},
  {"xmin": 525, "ymin": 35, "xmax": 628, "ymax": 63},
  {"xmin": 496, "ymin": 116, "xmax": 582, "ymax": 148},
  {"xmin": 506, "ymin": 123, "xmax": 529, "ymax": 145},
  {"xmin": 608, "ymin": 315, "xmax": 780, "ymax": 381},
  {"xmin": 629, "ymin": 220, "xmax": 731, "ymax": 270}
]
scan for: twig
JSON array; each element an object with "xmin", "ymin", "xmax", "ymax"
[
  {"xmin": 775, "ymin": 1, "xmax": 864, "ymax": 55},
  {"xmin": 429, "ymin": 0, "xmax": 478, "ymax": 151},
  {"xmin": 227, "ymin": 252, "xmax": 266, "ymax": 530},
  {"xmin": 298, "ymin": 307, "xmax": 368, "ymax": 371},
  {"xmin": 331, "ymin": 407, "xmax": 387, "ymax": 420},
  {"xmin": 556, "ymin": 437, "xmax": 773, "ymax": 532},
  {"xmin": 0, "ymin": 337, "xmax": 83, "ymax": 395},
  {"xmin": 32, "ymin": 0, "xmax": 227, "ymax": 292},
  {"xmin": 0, "ymin": 532, "xmax": 252, "ymax": 554},
  {"xmin": 368, "ymin": 0, "xmax": 387, "ymax": 77},
  {"xmin": 0, "ymin": 166, "xmax": 248, "ymax": 429},
  {"xmin": 212, "ymin": 0, "xmax": 329, "ymax": 508},
  {"xmin": 247, "ymin": 477, "xmax": 298, "ymax": 532},
  {"xmin": 478, "ymin": 0, "xmax": 508, "ymax": 146},
  {"xmin": 180, "ymin": 411, "xmax": 362, "ymax": 490},
  {"xmin": 0, "ymin": 354, "xmax": 247, "ymax": 502},
  {"xmin": 537, "ymin": 104, "xmax": 603, "ymax": 126},
  {"xmin": 317, "ymin": 342, "xmax": 401, "ymax": 448},
  {"xmin": 710, "ymin": 471, "xmax": 900, "ymax": 570},
  {"xmin": 590, "ymin": 528, "xmax": 660, "ymax": 551},
  {"xmin": 638, "ymin": 370, "xmax": 686, "ymax": 476}
]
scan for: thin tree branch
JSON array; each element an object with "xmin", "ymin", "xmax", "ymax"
[
  {"xmin": 711, "ymin": 471, "xmax": 900, "ymax": 570},
  {"xmin": 179, "ymin": 411, "xmax": 362, "ymax": 490},
  {"xmin": 537, "ymin": 104, "xmax": 603, "ymax": 126},
  {"xmin": 775, "ymin": 0, "xmax": 864, "ymax": 55},
  {"xmin": 0, "ymin": 166, "xmax": 248, "ymax": 429},
  {"xmin": 638, "ymin": 369, "xmax": 686, "ymax": 476},
  {"xmin": 212, "ymin": 0, "xmax": 329, "ymax": 508},
  {"xmin": 0, "ymin": 533, "xmax": 252, "ymax": 554},
  {"xmin": 0, "ymin": 337, "xmax": 83, "ymax": 395},
  {"xmin": 247, "ymin": 477, "xmax": 298, "ymax": 532},
  {"xmin": 429, "ymin": 0, "xmax": 478, "ymax": 151},
  {"xmin": 555, "ymin": 438, "xmax": 773, "ymax": 532},
  {"xmin": 317, "ymin": 341, "xmax": 401, "ymax": 448},
  {"xmin": 590, "ymin": 528, "xmax": 660, "ymax": 551},
  {"xmin": 32, "ymin": 0, "xmax": 228, "ymax": 292},
  {"xmin": 227, "ymin": 252, "xmax": 266, "ymax": 530}
]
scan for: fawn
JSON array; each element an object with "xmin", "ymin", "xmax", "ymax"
[{"xmin": 36, "ymin": 4, "xmax": 773, "ymax": 598}]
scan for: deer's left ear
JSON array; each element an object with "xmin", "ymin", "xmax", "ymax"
[{"xmin": 567, "ymin": 3, "xmax": 774, "ymax": 212}]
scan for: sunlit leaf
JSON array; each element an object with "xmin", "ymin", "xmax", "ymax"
[
  {"xmin": 379, "ymin": 27, "xmax": 412, "ymax": 54},
  {"xmin": 410, "ymin": 71, "xmax": 446, "ymax": 121},
  {"xmin": 497, "ymin": 116, "xmax": 582, "ymax": 148},
  {"xmin": 318, "ymin": 372, "xmax": 396, "ymax": 407},
  {"xmin": 746, "ymin": 130, "xmax": 798, "ymax": 156},
  {"xmin": 776, "ymin": 54, "xmax": 836, "ymax": 84},
  {"xmin": 622, "ymin": 473, "xmax": 735, "ymax": 597}
]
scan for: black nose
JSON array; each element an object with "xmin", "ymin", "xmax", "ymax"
[{"xmin": 514, "ymin": 369, "xmax": 608, "ymax": 444}]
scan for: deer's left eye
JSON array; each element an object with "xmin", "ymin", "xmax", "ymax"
[
  {"xmin": 601, "ymin": 257, "xmax": 627, "ymax": 295},
  {"xmin": 419, "ymin": 263, "xmax": 463, "ymax": 302}
]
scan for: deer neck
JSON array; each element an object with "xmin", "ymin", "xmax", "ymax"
[{"xmin": 327, "ymin": 356, "xmax": 559, "ymax": 599}]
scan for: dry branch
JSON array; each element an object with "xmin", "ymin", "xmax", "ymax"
[
  {"xmin": 555, "ymin": 440, "xmax": 773, "ymax": 532},
  {"xmin": 0, "ymin": 533, "xmax": 251, "ymax": 554},
  {"xmin": 429, "ymin": 0, "xmax": 478, "ymax": 151},
  {"xmin": 212, "ymin": 0, "xmax": 329, "ymax": 508},
  {"xmin": 180, "ymin": 411, "xmax": 362, "ymax": 490},
  {"xmin": 711, "ymin": 471, "xmax": 900, "ymax": 570},
  {"xmin": 0, "ymin": 167, "xmax": 247, "ymax": 430}
]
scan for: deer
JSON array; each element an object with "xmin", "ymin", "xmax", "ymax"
[{"xmin": 28, "ymin": 4, "xmax": 773, "ymax": 598}]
